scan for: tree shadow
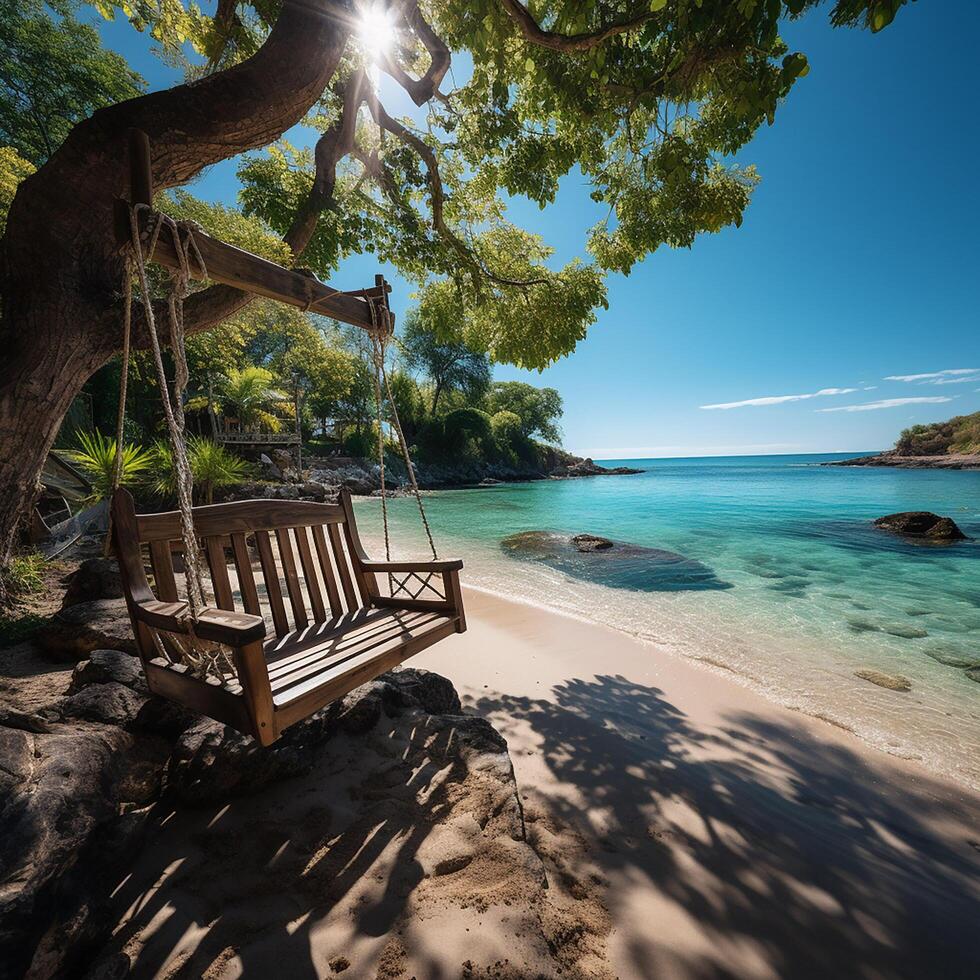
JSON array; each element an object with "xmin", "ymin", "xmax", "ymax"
[
  {"xmin": 474, "ymin": 674, "xmax": 980, "ymax": 980},
  {"xmin": 96, "ymin": 714, "xmax": 472, "ymax": 979}
]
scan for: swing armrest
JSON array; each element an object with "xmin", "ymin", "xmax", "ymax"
[
  {"xmin": 134, "ymin": 600, "xmax": 267, "ymax": 646},
  {"xmin": 359, "ymin": 558, "xmax": 464, "ymax": 573}
]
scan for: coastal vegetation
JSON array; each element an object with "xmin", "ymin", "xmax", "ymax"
[
  {"xmin": 0, "ymin": 0, "xmax": 912, "ymax": 573},
  {"xmin": 896, "ymin": 411, "xmax": 980, "ymax": 456}
]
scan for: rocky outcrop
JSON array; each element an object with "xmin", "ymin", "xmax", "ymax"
[
  {"xmin": 61, "ymin": 558, "xmax": 124, "ymax": 607},
  {"xmin": 36, "ymin": 599, "xmax": 138, "ymax": 661},
  {"xmin": 552, "ymin": 457, "xmax": 643, "ymax": 478},
  {"xmin": 827, "ymin": 451, "xmax": 980, "ymax": 470},
  {"xmin": 873, "ymin": 511, "xmax": 969, "ymax": 541},
  {"xmin": 0, "ymin": 654, "xmax": 525, "ymax": 979}
]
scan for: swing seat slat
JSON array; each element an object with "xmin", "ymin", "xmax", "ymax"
[{"xmin": 111, "ymin": 488, "xmax": 465, "ymax": 745}]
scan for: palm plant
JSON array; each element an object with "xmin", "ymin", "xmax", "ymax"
[
  {"xmin": 149, "ymin": 437, "xmax": 251, "ymax": 505},
  {"xmin": 66, "ymin": 430, "xmax": 150, "ymax": 502},
  {"xmin": 215, "ymin": 366, "xmax": 289, "ymax": 432}
]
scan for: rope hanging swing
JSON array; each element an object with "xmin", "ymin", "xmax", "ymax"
[{"xmin": 109, "ymin": 130, "xmax": 444, "ymax": 685}]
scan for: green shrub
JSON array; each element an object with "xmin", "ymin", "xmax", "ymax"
[
  {"xmin": 67, "ymin": 429, "xmax": 151, "ymax": 502},
  {"xmin": 343, "ymin": 428, "xmax": 376, "ymax": 459},
  {"xmin": 149, "ymin": 437, "xmax": 251, "ymax": 504},
  {"xmin": 3, "ymin": 550, "xmax": 44, "ymax": 598},
  {"xmin": 442, "ymin": 408, "xmax": 492, "ymax": 457}
]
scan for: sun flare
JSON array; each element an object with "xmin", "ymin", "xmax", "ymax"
[{"xmin": 356, "ymin": 2, "xmax": 397, "ymax": 60}]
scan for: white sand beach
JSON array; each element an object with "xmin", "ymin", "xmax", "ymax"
[{"xmin": 98, "ymin": 586, "xmax": 980, "ymax": 979}]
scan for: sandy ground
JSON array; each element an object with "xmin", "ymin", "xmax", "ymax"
[
  {"xmin": 414, "ymin": 587, "xmax": 980, "ymax": 980},
  {"xmin": 93, "ymin": 586, "xmax": 980, "ymax": 979}
]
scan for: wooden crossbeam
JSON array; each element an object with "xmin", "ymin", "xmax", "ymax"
[{"xmin": 114, "ymin": 129, "xmax": 393, "ymax": 333}]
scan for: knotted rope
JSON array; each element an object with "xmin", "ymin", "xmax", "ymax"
[{"xmin": 113, "ymin": 204, "xmax": 236, "ymax": 680}]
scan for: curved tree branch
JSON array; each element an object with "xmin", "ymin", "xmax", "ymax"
[
  {"xmin": 497, "ymin": 0, "xmax": 657, "ymax": 53},
  {"xmin": 367, "ymin": 96, "xmax": 549, "ymax": 290},
  {"xmin": 379, "ymin": 0, "xmax": 451, "ymax": 106}
]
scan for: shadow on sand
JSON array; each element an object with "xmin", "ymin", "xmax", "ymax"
[{"xmin": 474, "ymin": 674, "xmax": 980, "ymax": 980}]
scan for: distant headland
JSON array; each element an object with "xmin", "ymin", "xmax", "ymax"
[{"xmin": 827, "ymin": 411, "xmax": 980, "ymax": 469}]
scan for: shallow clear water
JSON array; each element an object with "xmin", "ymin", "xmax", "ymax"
[{"xmin": 354, "ymin": 454, "xmax": 980, "ymax": 789}]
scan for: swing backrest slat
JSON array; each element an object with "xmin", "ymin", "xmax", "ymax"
[
  {"xmin": 293, "ymin": 526, "xmax": 327, "ymax": 622},
  {"xmin": 230, "ymin": 532, "xmax": 262, "ymax": 616},
  {"xmin": 149, "ymin": 540, "xmax": 179, "ymax": 602},
  {"xmin": 312, "ymin": 524, "xmax": 344, "ymax": 617},
  {"xmin": 130, "ymin": 495, "xmax": 379, "ymax": 643},
  {"xmin": 275, "ymin": 527, "xmax": 308, "ymax": 630}
]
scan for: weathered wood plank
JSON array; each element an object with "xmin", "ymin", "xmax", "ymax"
[
  {"xmin": 293, "ymin": 526, "xmax": 326, "ymax": 622},
  {"xmin": 327, "ymin": 522, "xmax": 359, "ymax": 612},
  {"xmin": 117, "ymin": 203, "xmax": 392, "ymax": 331},
  {"xmin": 136, "ymin": 499, "xmax": 344, "ymax": 542},
  {"xmin": 312, "ymin": 524, "xmax": 344, "ymax": 617},
  {"xmin": 255, "ymin": 530, "xmax": 289, "ymax": 637},
  {"xmin": 230, "ymin": 532, "xmax": 261, "ymax": 616},
  {"xmin": 205, "ymin": 536, "xmax": 235, "ymax": 610},
  {"xmin": 276, "ymin": 527, "xmax": 308, "ymax": 630},
  {"xmin": 148, "ymin": 539, "xmax": 178, "ymax": 602}
]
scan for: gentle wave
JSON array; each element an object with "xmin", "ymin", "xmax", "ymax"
[{"xmin": 354, "ymin": 453, "xmax": 980, "ymax": 790}]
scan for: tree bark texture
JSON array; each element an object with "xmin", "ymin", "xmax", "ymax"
[{"xmin": 0, "ymin": 1, "xmax": 351, "ymax": 565}]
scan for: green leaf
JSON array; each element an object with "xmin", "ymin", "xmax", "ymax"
[{"xmin": 649, "ymin": 0, "xmax": 668, "ymax": 11}]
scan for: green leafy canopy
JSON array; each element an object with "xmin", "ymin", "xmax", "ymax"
[{"xmin": 86, "ymin": 0, "xmax": 912, "ymax": 370}]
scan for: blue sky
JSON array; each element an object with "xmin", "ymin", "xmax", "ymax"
[{"xmin": 98, "ymin": 2, "xmax": 979, "ymax": 458}]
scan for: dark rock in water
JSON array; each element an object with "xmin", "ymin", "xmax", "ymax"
[
  {"xmin": 925, "ymin": 646, "xmax": 980, "ymax": 669},
  {"xmin": 572, "ymin": 533, "xmax": 614, "ymax": 553},
  {"xmin": 553, "ymin": 457, "xmax": 643, "ymax": 477},
  {"xmin": 883, "ymin": 623, "xmax": 928, "ymax": 639},
  {"xmin": 61, "ymin": 558, "xmax": 124, "ymax": 607},
  {"xmin": 37, "ymin": 599, "xmax": 137, "ymax": 661},
  {"xmin": 873, "ymin": 512, "xmax": 969, "ymax": 541},
  {"xmin": 854, "ymin": 669, "xmax": 911, "ymax": 692},
  {"xmin": 966, "ymin": 667, "xmax": 980, "ymax": 684},
  {"xmin": 501, "ymin": 530, "xmax": 731, "ymax": 592}
]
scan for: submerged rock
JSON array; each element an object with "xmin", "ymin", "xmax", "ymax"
[
  {"xmin": 925, "ymin": 646, "xmax": 980, "ymax": 669},
  {"xmin": 572, "ymin": 533, "xmax": 614, "ymax": 552},
  {"xmin": 501, "ymin": 530, "xmax": 731, "ymax": 592},
  {"xmin": 873, "ymin": 511, "xmax": 969, "ymax": 542},
  {"xmin": 854, "ymin": 669, "xmax": 912, "ymax": 692}
]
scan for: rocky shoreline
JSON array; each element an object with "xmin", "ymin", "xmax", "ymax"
[
  {"xmin": 215, "ymin": 452, "xmax": 642, "ymax": 504},
  {"xmin": 825, "ymin": 451, "xmax": 980, "ymax": 470},
  {"xmin": 0, "ymin": 554, "xmax": 608, "ymax": 978}
]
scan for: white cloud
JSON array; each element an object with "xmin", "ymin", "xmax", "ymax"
[
  {"xmin": 816, "ymin": 396, "xmax": 954, "ymax": 413},
  {"xmin": 885, "ymin": 368, "xmax": 979, "ymax": 383},
  {"xmin": 700, "ymin": 387, "xmax": 857, "ymax": 410}
]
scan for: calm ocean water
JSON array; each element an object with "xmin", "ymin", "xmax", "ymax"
[{"xmin": 354, "ymin": 454, "xmax": 980, "ymax": 789}]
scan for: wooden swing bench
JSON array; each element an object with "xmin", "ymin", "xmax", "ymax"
[{"xmin": 112, "ymin": 488, "xmax": 465, "ymax": 746}]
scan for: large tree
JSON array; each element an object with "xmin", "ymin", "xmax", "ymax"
[{"xmin": 0, "ymin": 0, "xmax": 911, "ymax": 567}]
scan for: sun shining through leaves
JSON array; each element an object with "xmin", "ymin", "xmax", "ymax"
[{"xmin": 356, "ymin": 1, "xmax": 397, "ymax": 67}]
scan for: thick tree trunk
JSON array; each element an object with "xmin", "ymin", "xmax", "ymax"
[{"xmin": 0, "ymin": 1, "xmax": 351, "ymax": 566}]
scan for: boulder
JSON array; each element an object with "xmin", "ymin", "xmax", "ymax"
[
  {"xmin": 873, "ymin": 511, "xmax": 969, "ymax": 541},
  {"xmin": 165, "ymin": 667, "xmax": 464, "ymax": 806},
  {"xmin": 572, "ymin": 533, "xmax": 614, "ymax": 553},
  {"xmin": 0, "ymin": 724, "xmax": 137, "ymax": 979},
  {"xmin": 854, "ymin": 669, "xmax": 912, "ymax": 692},
  {"xmin": 69, "ymin": 649, "xmax": 146, "ymax": 693},
  {"xmin": 36, "ymin": 599, "xmax": 137, "ymax": 662},
  {"xmin": 502, "ymin": 530, "xmax": 731, "ymax": 592},
  {"xmin": 61, "ymin": 558, "xmax": 124, "ymax": 608},
  {"xmin": 61, "ymin": 682, "xmax": 148, "ymax": 728}
]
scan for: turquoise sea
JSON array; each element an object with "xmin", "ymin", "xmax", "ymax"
[{"xmin": 354, "ymin": 454, "xmax": 980, "ymax": 790}]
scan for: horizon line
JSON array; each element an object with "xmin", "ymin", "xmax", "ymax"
[{"xmin": 574, "ymin": 447, "xmax": 885, "ymax": 461}]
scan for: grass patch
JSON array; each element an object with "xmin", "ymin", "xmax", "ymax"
[{"xmin": 0, "ymin": 612, "xmax": 49, "ymax": 648}]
